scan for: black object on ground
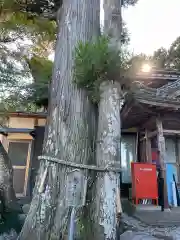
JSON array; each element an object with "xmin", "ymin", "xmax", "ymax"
[{"xmin": 158, "ymin": 177, "xmax": 164, "ymax": 211}]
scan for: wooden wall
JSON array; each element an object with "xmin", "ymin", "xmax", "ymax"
[
  {"xmin": 1, "ymin": 116, "xmax": 46, "ymax": 149},
  {"xmin": 0, "ymin": 115, "xmax": 46, "ymax": 198}
]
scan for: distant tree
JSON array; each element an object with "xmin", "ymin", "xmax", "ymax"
[
  {"xmin": 25, "ymin": 55, "xmax": 53, "ymax": 109},
  {"xmin": 152, "ymin": 47, "xmax": 168, "ymax": 69},
  {"xmin": 122, "ymin": 0, "xmax": 139, "ymax": 7},
  {"xmin": 132, "ymin": 37, "xmax": 180, "ymax": 72},
  {"xmin": 167, "ymin": 36, "xmax": 180, "ymax": 70}
]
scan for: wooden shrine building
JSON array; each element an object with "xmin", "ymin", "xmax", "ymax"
[
  {"xmin": 1, "ymin": 69, "xmax": 180, "ymax": 207},
  {"xmin": 0, "ymin": 111, "xmax": 47, "ymax": 200},
  {"xmin": 121, "ymin": 69, "xmax": 180, "ymax": 205}
]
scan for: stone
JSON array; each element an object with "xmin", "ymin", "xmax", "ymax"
[
  {"xmin": 22, "ymin": 204, "xmax": 30, "ymax": 214},
  {"xmin": 169, "ymin": 227, "xmax": 180, "ymax": 240},
  {"xmin": 120, "ymin": 231, "xmax": 159, "ymax": 240}
]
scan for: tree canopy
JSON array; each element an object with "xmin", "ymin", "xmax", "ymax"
[
  {"xmin": 0, "ymin": 0, "xmax": 57, "ymax": 111},
  {"xmin": 0, "ymin": 0, "xmax": 62, "ymax": 20},
  {"xmin": 128, "ymin": 36, "xmax": 180, "ymax": 74},
  {"xmin": 0, "ymin": 0, "xmax": 141, "ymax": 112},
  {"xmin": 2, "ymin": 23, "xmax": 180, "ymax": 112}
]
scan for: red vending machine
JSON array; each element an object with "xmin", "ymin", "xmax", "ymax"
[{"xmin": 131, "ymin": 162, "xmax": 158, "ymax": 205}]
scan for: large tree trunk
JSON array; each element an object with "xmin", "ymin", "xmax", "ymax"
[
  {"xmin": 0, "ymin": 141, "xmax": 21, "ymax": 212},
  {"xmin": 104, "ymin": 0, "xmax": 122, "ymax": 48},
  {"xmin": 93, "ymin": 0, "xmax": 122, "ymax": 239},
  {"xmin": 93, "ymin": 82, "xmax": 121, "ymax": 239},
  {"xmin": 19, "ymin": 1, "xmax": 100, "ymax": 239}
]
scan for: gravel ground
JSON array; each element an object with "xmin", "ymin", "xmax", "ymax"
[
  {"xmin": 1, "ymin": 211, "xmax": 180, "ymax": 240},
  {"xmin": 121, "ymin": 213, "xmax": 180, "ymax": 239}
]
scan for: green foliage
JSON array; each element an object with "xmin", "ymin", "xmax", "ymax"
[
  {"xmin": 10, "ymin": 55, "xmax": 52, "ymax": 109},
  {"xmin": 0, "ymin": 0, "xmax": 137, "ymax": 110},
  {"xmin": 0, "ymin": 0, "xmax": 61, "ymax": 17},
  {"xmin": 73, "ymin": 36, "xmax": 129, "ymax": 103},
  {"xmin": 0, "ymin": 0, "xmax": 57, "ymax": 112},
  {"xmin": 121, "ymin": 22, "xmax": 130, "ymax": 44},
  {"xmin": 1, "ymin": 92, "xmax": 38, "ymax": 112},
  {"xmin": 0, "ymin": 12, "xmax": 57, "ymax": 42},
  {"xmin": 27, "ymin": 55, "xmax": 52, "ymax": 83},
  {"xmin": 127, "ymin": 54, "xmax": 152, "ymax": 74},
  {"xmin": 152, "ymin": 47, "xmax": 168, "ymax": 69},
  {"xmin": 129, "ymin": 36, "xmax": 180, "ymax": 72},
  {"xmin": 122, "ymin": 0, "xmax": 139, "ymax": 7},
  {"xmin": 0, "ymin": 53, "xmax": 52, "ymax": 111},
  {"xmin": 167, "ymin": 36, "xmax": 180, "ymax": 69},
  {"xmin": 25, "ymin": 55, "xmax": 52, "ymax": 108}
]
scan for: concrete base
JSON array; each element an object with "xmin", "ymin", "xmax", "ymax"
[
  {"xmin": 135, "ymin": 204, "xmax": 161, "ymax": 211},
  {"xmin": 163, "ymin": 208, "xmax": 171, "ymax": 212},
  {"xmin": 121, "ymin": 199, "xmax": 180, "ymax": 227},
  {"xmin": 121, "ymin": 198, "xmax": 136, "ymax": 216}
]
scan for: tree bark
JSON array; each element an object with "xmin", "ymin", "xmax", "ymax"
[
  {"xmin": 93, "ymin": 0, "xmax": 122, "ymax": 239},
  {"xmin": 156, "ymin": 117, "xmax": 169, "ymax": 210},
  {"xmin": 104, "ymin": 0, "xmax": 122, "ymax": 49},
  {"xmin": 19, "ymin": 1, "xmax": 100, "ymax": 240},
  {"xmin": 0, "ymin": 141, "xmax": 21, "ymax": 212},
  {"xmin": 93, "ymin": 82, "xmax": 121, "ymax": 239}
]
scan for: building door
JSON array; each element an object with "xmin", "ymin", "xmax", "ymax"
[
  {"xmin": 7, "ymin": 140, "xmax": 32, "ymax": 197},
  {"xmin": 165, "ymin": 137, "xmax": 178, "ymax": 205},
  {"xmin": 121, "ymin": 134, "xmax": 137, "ymax": 184}
]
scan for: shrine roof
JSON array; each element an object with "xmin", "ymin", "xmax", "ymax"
[{"xmin": 121, "ymin": 69, "xmax": 180, "ymax": 129}]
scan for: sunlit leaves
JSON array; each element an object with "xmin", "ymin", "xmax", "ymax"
[
  {"xmin": 153, "ymin": 47, "xmax": 168, "ymax": 69},
  {"xmin": 20, "ymin": 55, "xmax": 52, "ymax": 108},
  {"xmin": 0, "ymin": 12, "xmax": 57, "ymax": 42},
  {"xmin": 167, "ymin": 37, "xmax": 180, "ymax": 70},
  {"xmin": 0, "ymin": 0, "xmax": 62, "ymax": 17}
]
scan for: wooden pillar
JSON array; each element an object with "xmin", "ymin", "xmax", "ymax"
[
  {"xmin": 145, "ymin": 130, "xmax": 152, "ymax": 163},
  {"xmin": 176, "ymin": 137, "xmax": 180, "ymax": 182},
  {"xmin": 156, "ymin": 117, "xmax": 169, "ymax": 209}
]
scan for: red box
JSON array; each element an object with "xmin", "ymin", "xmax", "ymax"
[{"xmin": 131, "ymin": 162, "xmax": 158, "ymax": 205}]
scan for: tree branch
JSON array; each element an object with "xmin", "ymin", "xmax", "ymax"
[{"xmin": 0, "ymin": 35, "xmax": 19, "ymax": 43}]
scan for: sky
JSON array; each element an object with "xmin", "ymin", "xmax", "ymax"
[
  {"xmin": 49, "ymin": 0, "xmax": 180, "ymax": 61},
  {"xmin": 123, "ymin": 0, "xmax": 180, "ymax": 55}
]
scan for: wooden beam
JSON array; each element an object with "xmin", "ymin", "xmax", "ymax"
[
  {"xmin": 145, "ymin": 130, "xmax": 152, "ymax": 163},
  {"xmin": 175, "ymin": 136, "xmax": 180, "ymax": 183},
  {"xmin": 24, "ymin": 141, "xmax": 32, "ymax": 197},
  {"xmin": 138, "ymin": 98, "xmax": 180, "ymax": 109},
  {"xmin": 148, "ymin": 130, "xmax": 158, "ymax": 139},
  {"xmin": 156, "ymin": 117, "xmax": 169, "ymax": 209},
  {"xmin": 163, "ymin": 129, "xmax": 180, "ymax": 135},
  {"xmin": 123, "ymin": 106, "xmax": 132, "ymax": 118},
  {"xmin": 140, "ymin": 130, "xmax": 157, "ymax": 141},
  {"xmin": 161, "ymin": 112, "xmax": 180, "ymax": 120}
]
